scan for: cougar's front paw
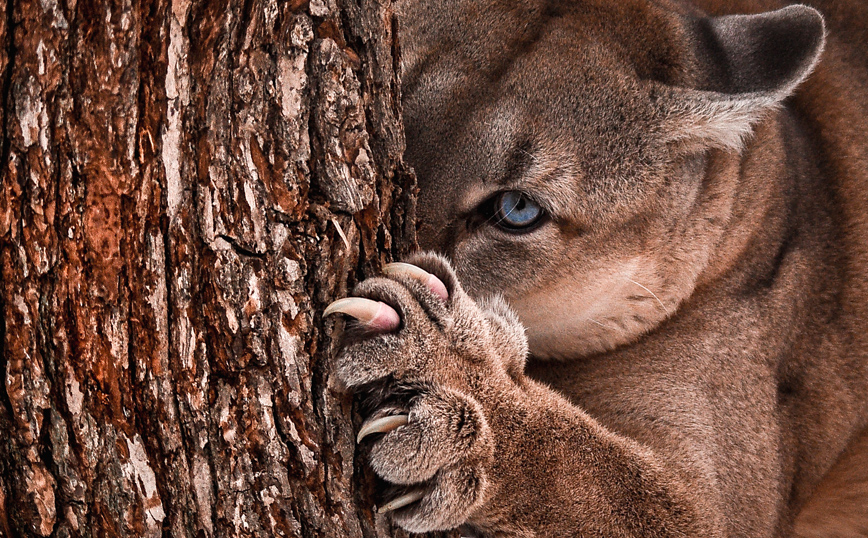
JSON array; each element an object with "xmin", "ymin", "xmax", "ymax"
[{"xmin": 327, "ymin": 253, "xmax": 527, "ymax": 533}]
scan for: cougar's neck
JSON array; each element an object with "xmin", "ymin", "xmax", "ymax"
[{"xmin": 692, "ymin": 112, "xmax": 817, "ymax": 298}]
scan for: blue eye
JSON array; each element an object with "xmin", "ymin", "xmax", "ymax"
[{"xmin": 494, "ymin": 191, "xmax": 544, "ymax": 231}]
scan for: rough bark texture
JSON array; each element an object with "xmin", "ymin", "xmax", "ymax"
[{"xmin": 0, "ymin": 0, "xmax": 421, "ymax": 536}]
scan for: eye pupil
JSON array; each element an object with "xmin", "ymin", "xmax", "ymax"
[{"xmin": 494, "ymin": 191, "xmax": 544, "ymax": 231}]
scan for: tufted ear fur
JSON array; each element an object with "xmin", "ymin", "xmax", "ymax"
[{"xmin": 662, "ymin": 5, "xmax": 825, "ymax": 151}]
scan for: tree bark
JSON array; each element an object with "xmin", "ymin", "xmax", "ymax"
[{"xmin": 0, "ymin": 0, "xmax": 419, "ymax": 536}]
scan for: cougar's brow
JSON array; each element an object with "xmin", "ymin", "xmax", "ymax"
[{"xmin": 495, "ymin": 138, "xmax": 537, "ymax": 187}]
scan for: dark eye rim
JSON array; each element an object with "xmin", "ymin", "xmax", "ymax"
[{"xmin": 484, "ymin": 191, "xmax": 549, "ymax": 233}]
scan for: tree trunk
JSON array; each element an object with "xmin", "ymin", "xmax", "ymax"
[{"xmin": 0, "ymin": 0, "xmax": 420, "ymax": 536}]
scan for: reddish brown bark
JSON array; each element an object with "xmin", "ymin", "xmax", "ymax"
[{"xmin": 0, "ymin": 0, "xmax": 418, "ymax": 536}]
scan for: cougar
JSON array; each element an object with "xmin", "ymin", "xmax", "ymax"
[{"xmin": 326, "ymin": 0, "xmax": 868, "ymax": 535}]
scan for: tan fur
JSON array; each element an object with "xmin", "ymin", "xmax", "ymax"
[
  {"xmin": 794, "ymin": 428, "xmax": 868, "ymax": 537},
  {"xmin": 331, "ymin": 0, "xmax": 868, "ymax": 535}
]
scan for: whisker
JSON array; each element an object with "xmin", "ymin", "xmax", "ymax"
[
  {"xmin": 482, "ymin": 195, "xmax": 521, "ymax": 228},
  {"xmin": 587, "ymin": 318, "xmax": 619, "ymax": 332},
  {"xmin": 516, "ymin": 146, "xmax": 537, "ymax": 162},
  {"xmin": 627, "ymin": 279, "xmax": 671, "ymax": 316}
]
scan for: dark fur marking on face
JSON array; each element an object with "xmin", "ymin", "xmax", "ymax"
[{"xmin": 498, "ymin": 137, "xmax": 537, "ymax": 187}]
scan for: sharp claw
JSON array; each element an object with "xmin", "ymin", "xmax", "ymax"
[
  {"xmin": 383, "ymin": 262, "xmax": 449, "ymax": 301},
  {"xmin": 377, "ymin": 489, "xmax": 426, "ymax": 514},
  {"xmin": 324, "ymin": 298, "xmax": 400, "ymax": 331},
  {"xmin": 357, "ymin": 414, "xmax": 409, "ymax": 443},
  {"xmin": 382, "ymin": 262, "xmax": 430, "ymax": 281}
]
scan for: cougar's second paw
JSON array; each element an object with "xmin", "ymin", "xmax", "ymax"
[
  {"xmin": 326, "ymin": 253, "xmax": 527, "ymax": 533},
  {"xmin": 357, "ymin": 384, "xmax": 492, "ymax": 533}
]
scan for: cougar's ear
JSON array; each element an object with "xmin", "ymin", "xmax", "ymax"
[{"xmin": 660, "ymin": 5, "xmax": 825, "ymax": 151}]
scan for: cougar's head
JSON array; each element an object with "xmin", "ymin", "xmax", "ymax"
[{"xmin": 396, "ymin": 0, "xmax": 824, "ymax": 358}]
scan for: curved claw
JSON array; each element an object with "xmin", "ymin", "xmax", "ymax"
[
  {"xmin": 377, "ymin": 489, "xmax": 426, "ymax": 514},
  {"xmin": 357, "ymin": 414, "xmax": 409, "ymax": 443},
  {"xmin": 324, "ymin": 297, "xmax": 400, "ymax": 331},
  {"xmin": 383, "ymin": 262, "xmax": 449, "ymax": 301}
]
